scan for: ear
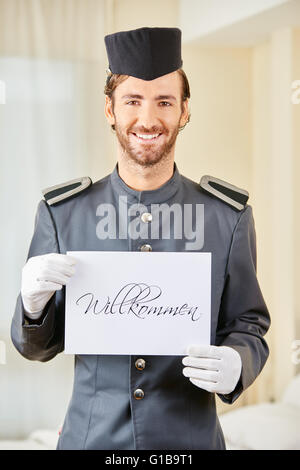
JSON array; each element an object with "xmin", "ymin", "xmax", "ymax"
[
  {"xmin": 104, "ymin": 95, "xmax": 115, "ymax": 126},
  {"xmin": 179, "ymin": 99, "xmax": 190, "ymax": 128}
]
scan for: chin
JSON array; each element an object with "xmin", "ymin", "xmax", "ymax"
[{"xmin": 130, "ymin": 154, "xmax": 166, "ymax": 167}]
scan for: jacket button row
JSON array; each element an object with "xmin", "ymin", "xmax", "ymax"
[
  {"xmin": 135, "ymin": 358, "xmax": 146, "ymax": 370},
  {"xmin": 141, "ymin": 212, "xmax": 152, "ymax": 223},
  {"xmin": 140, "ymin": 244, "xmax": 152, "ymax": 252},
  {"xmin": 134, "ymin": 388, "xmax": 145, "ymax": 400}
]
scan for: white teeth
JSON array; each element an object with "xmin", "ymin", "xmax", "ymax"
[{"xmin": 135, "ymin": 133, "xmax": 160, "ymax": 140}]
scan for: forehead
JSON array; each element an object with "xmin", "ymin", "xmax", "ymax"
[{"xmin": 114, "ymin": 71, "xmax": 182, "ymax": 98}]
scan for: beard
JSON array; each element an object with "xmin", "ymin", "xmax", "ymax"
[{"xmin": 114, "ymin": 118, "xmax": 182, "ymax": 168}]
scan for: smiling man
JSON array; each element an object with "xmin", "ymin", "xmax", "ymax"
[
  {"xmin": 106, "ymin": 72, "xmax": 187, "ymax": 170},
  {"xmin": 105, "ymin": 76, "xmax": 189, "ymax": 195},
  {"xmin": 11, "ymin": 27, "xmax": 270, "ymax": 450}
]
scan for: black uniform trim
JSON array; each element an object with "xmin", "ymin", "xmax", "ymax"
[
  {"xmin": 200, "ymin": 175, "xmax": 249, "ymax": 211},
  {"xmin": 42, "ymin": 176, "xmax": 92, "ymax": 206}
]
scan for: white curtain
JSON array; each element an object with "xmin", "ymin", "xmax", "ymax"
[{"xmin": 0, "ymin": 0, "xmax": 113, "ymax": 438}]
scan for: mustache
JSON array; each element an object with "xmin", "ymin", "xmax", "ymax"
[{"xmin": 129, "ymin": 127, "xmax": 167, "ymax": 135}]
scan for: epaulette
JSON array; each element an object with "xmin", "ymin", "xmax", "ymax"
[
  {"xmin": 42, "ymin": 176, "xmax": 92, "ymax": 206},
  {"xmin": 200, "ymin": 175, "xmax": 249, "ymax": 211}
]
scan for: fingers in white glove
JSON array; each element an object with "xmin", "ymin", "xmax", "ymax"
[
  {"xmin": 39, "ymin": 253, "xmax": 77, "ymax": 266},
  {"xmin": 183, "ymin": 367, "xmax": 219, "ymax": 383},
  {"xmin": 36, "ymin": 269, "xmax": 74, "ymax": 285},
  {"xmin": 186, "ymin": 344, "xmax": 222, "ymax": 359},
  {"xmin": 21, "ymin": 253, "xmax": 77, "ymax": 315},
  {"xmin": 182, "ymin": 356, "xmax": 221, "ymax": 370},
  {"xmin": 23, "ymin": 254, "xmax": 76, "ymax": 284},
  {"xmin": 25, "ymin": 281, "xmax": 63, "ymax": 295},
  {"xmin": 189, "ymin": 378, "xmax": 219, "ymax": 393},
  {"xmin": 182, "ymin": 344, "xmax": 242, "ymax": 395}
]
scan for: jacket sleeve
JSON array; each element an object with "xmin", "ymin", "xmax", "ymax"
[
  {"xmin": 11, "ymin": 199, "xmax": 65, "ymax": 362},
  {"xmin": 215, "ymin": 205, "xmax": 271, "ymax": 404}
]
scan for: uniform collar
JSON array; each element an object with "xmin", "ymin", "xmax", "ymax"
[{"xmin": 110, "ymin": 161, "xmax": 181, "ymax": 205}]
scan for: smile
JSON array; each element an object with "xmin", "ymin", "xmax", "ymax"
[{"xmin": 131, "ymin": 133, "xmax": 162, "ymax": 142}]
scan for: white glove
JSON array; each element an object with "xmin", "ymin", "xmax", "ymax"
[
  {"xmin": 182, "ymin": 345, "xmax": 242, "ymax": 395},
  {"xmin": 21, "ymin": 253, "xmax": 76, "ymax": 317}
]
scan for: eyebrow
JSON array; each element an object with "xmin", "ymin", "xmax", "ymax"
[{"xmin": 121, "ymin": 94, "xmax": 177, "ymax": 101}]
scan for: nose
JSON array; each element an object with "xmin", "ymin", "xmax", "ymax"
[{"xmin": 136, "ymin": 102, "xmax": 160, "ymax": 130}]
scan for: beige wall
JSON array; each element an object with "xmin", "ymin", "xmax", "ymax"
[
  {"xmin": 177, "ymin": 45, "xmax": 252, "ymax": 190},
  {"xmin": 113, "ymin": 0, "xmax": 179, "ymax": 32},
  {"xmin": 293, "ymin": 28, "xmax": 300, "ymax": 366},
  {"xmin": 251, "ymin": 40, "xmax": 274, "ymax": 403},
  {"xmin": 179, "ymin": 0, "xmax": 289, "ymax": 42},
  {"xmin": 252, "ymin": 28, "xmax": 300, "ymax": 402}
]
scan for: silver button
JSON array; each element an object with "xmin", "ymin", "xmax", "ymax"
[
  {"xmin": 140, "ymin": 244, "xmax": 152, "ymax": 252},
  {"xmin": 135, "ymin": 358, "xmax": 146, "ymax": 370},
  {"xmin": 134, "ymin": 388, "xmax": 145, "ymax": 400},
  {"xmin": 141, "ymin": 212, "xmax": 152, "ymax": 223}
]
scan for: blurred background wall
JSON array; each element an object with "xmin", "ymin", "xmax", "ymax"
[{"xmin": 0, "ymin": 0, "xmax": 299, "ymax": 439}]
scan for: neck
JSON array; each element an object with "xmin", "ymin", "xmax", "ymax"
[{"xmin": 117, "ymin": 155, "xmax": 175, "ymax": 191}]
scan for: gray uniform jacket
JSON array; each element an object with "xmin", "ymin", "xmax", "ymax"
[{"xmin": 11, "ymin": 163, "xmax": 270, "ymax": 450}]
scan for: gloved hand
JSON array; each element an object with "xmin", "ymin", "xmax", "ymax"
[
  {"xmin": 21, "ymin": 253, "xmax": 76, "ymax": 316},
  {"xmin": 182, "ymin": 345, "xmax": 242, "ymax": 395}
]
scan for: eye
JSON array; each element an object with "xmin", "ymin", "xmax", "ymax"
[
  {"xmin": 126, "ymin": 100, "xmax": 139, "ymax": 105},
  {"xmin": 159, "ymin": 101, "xmax": 172, "ymax": 106}
]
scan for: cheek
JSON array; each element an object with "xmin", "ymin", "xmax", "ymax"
[
  {"xmin": 162, "ymin": 106, "xmax": 183, "ymax": 124},
  {"xmin": 114, "ymin": 107, "xmax": 138, "ymax": 127},
  {"xmin": 113, "ymin": 105, "xmax": 182, "ymax": 130},
  {"xmin": 163, "ymin": 115, "xmax": 182, "ymax": 130}
]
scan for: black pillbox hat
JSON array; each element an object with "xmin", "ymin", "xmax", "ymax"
[{"xmin": 104, "ymin": 27, "xmax": 183, "ymax": 81}]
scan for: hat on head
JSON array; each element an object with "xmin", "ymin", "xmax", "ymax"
[{"xmin": 104, "ymin": 27, "xmax": 183, "ymax": 82}]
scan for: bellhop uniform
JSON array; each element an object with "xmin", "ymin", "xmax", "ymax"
[
  {"xmin": 11, "ymin": 27, "xmax": 270, "ymax": 450},
  {"xmin": 11, "ymin": 163, "xmax": 270, "ymax": 450}
]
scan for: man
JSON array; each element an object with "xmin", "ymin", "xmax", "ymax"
[{"xmin": 11, "ymin": 27, "xmax": 270, "ymax": 450}]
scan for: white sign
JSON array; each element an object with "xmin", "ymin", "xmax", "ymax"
[{"xmin": 65, "ymin": 251, "xmax": 211, "ymax": 355}]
